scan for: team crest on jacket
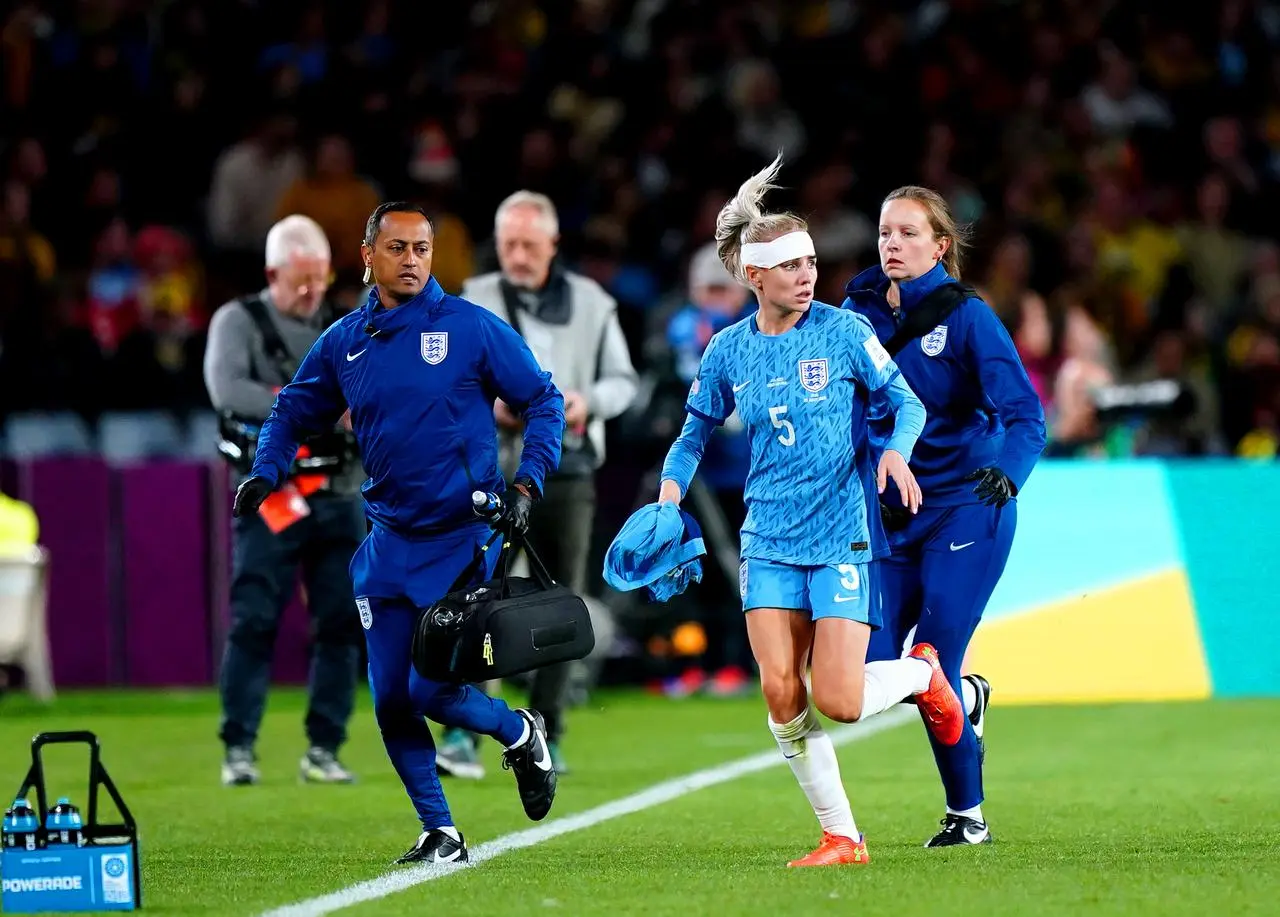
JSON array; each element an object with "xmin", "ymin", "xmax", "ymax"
[
  {"xmin": 921, "ymin": 326, "xmax": 948, "ymax": 356},
  {"xmin": 356, "ymin": 597, "xmax": 372, "ymax": 630},
  {"xmin": 421, "ymin": 332, "xmax": 448, "ymax": 365},
  {"xmin": 799, "ymin": 358, "xmax": 829, "ymax": 393}
]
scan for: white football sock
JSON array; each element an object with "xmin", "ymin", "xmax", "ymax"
[
  {"xmin": 505, "ymin": 717, "xmax": 531, "ymax": 750},
  {"xmin": 436, "ymin": 825, "xmax": 460, "ymax": 841},
  {"xmin": 860, "ymin": 658, "xmax": 933, "ymax": 719},
  {"xmin": 769, "ymin": 708, "xmax": 858, "ymax": 841},
  {"xmin": 962, "ymin": 677, "xmax": 977, "ymax": 716},
  {"xmin": 947, "ymin": 804, "xmax": 983, "ymax": 822}
]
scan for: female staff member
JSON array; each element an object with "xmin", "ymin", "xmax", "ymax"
[{"xmin": 843, "ymin": 186, "xmax": 1047, "ymax": 848}]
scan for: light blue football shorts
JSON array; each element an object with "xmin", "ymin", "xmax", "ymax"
[{"xmin": 739, "ymin": 557, "xmax": 880, "ymax": 628}]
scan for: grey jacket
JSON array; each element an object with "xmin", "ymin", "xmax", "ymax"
[
  {"xmin": 203, "ymin": 290, "xmax": 363, "ymax": 494},
  {"xmin": 462, "ymin": 270, "xmax": 638, "ymax": 478}
]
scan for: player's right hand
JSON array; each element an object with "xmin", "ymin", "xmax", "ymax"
[
  {"xmin": 658, "ymin": 479, "xmax": 683, "ymax": 506},
  {"xmin": 232, "ymin": 476, "xmax": 274, "ymax": 518},
  {"xmin": 877, "ymin": 449, "xmax": 922, "ymax": 514}
]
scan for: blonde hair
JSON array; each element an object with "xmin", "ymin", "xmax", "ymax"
[
  {"xmin": 882, "ymin": 185, "xmax": 971, "ymax": 279},
  {"xmin": 714, "ymin": 153, "xmax": 808, "ymax": 284}
]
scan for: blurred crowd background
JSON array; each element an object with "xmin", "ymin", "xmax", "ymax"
[
  {"xmin": 2, "ymin": 0, "xmax": 1280, "ymax": 691},
  {"xmin": 5, "ymin": 0, "xmax": 1280, "ymax": 458}
]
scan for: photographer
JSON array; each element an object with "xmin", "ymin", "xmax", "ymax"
[{"xmin": 204, "ymin": 215, "xmax": 365, "ymax": 787}]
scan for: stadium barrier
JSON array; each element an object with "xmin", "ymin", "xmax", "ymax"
[{"xmin": 1, "ymin": 458, "xmax": 1274, "ymax": 698}]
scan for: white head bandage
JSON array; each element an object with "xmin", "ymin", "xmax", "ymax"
[{"xmin": 740, "ymin": 231, "xmax": 816, "ymax": 270}]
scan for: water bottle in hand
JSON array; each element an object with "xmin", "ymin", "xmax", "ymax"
[{"xmin": 471, "ymin": 490, "xmax": 504, "ymax": 523}]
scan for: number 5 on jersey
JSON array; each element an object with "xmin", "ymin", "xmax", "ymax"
[{"xmin": 769, "ymin": 405, "xmax": 796, "ymax": 446}]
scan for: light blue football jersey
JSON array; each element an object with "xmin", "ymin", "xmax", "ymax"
[{"xmin": 686, "ymin": 303, "xmax": 901, "ymax": 566}]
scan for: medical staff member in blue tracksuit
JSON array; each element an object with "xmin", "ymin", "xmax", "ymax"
[
  {"xmin": 843, "ymin": 185, "xmax": 1047, "ymax": 848},
  {"xmin": 233, "ymin": 202, "xmax": 566, "ymax": 866}
]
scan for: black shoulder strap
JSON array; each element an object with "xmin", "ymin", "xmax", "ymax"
[
  {"xmin": 241, "ymin": 295, "xmax": 298, "ymax": 377},
  {"xmin": 498, "ymin": 281, "xmax": 528, "ymax": 339},
  {"xmin": 883, "ymin": 282, "xmax": 976, "ymax": 356},
  {"xmin": 446, "ymin": 528, "xmax": 506, "ymax": 594},
  {"xmin": 443, "ymin": 526, "xmax": 558, "ymax": 597}
]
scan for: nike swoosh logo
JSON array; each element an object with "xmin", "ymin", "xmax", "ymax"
[
  {"xmin": 532, "ymin": 736, "xmax": 553, "ymax": 772},
  {"xmin": 832, "ymin": 594, "xmax": 859, "ymax": 603},
  {"xmin": 346, "ymin": 349, "xmax": 367, "ymax": 362},
  {"xmin": 732, "ymin": 381, "xmax": 751, "ymax": 392},
  {"xmin": 949, "ymin": 541, "xmax": 975, "ymax": 552},
  {"xmin": 962, "ymin": 825, "xmax": 989, "ymax": 843},
  {"xmin": 434, "ymin": 847, "xmax": 463, "ymax": 863}
]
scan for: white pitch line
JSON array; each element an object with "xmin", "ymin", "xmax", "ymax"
[{"xmin": 260, "ymin": 707, "xmax": 915, "ymax": 917}]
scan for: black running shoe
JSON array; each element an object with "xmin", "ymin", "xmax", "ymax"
[
  {"xmin": 924, "ymin": 814, "xmax": 992, "ymax": 848},
  {"xmin": 502, "ymin": 709, "xmax": 557, "ymax": 821},
  {"xmin": 963, "ymin": 673, "xmax": 991, "ymax": 765},
  {"xmin": 394, "ymin": 828, "xmax": 468, "ymax": 865}
]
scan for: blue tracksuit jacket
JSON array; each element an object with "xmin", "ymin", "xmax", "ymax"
[
  {"xmin": 250, "ymin": 277, "xmax": 565, "ymax": 539},
  {"xmin": 842, "ymin": 263, "xmax": 1046, "ymax": 505}
]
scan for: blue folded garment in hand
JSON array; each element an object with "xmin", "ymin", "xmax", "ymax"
[{"xmin": 603, "ymin": 502, "xmax": 706, "ymax": 602}]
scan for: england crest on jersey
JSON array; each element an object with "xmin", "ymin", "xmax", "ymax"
[
  {"xmin": 421, "ymin": 332, "xmax": 448, "ymax": 365},
  {"xmin": 356, "ymin": 597, "xmax": 372, "ymax": 630},
  {"xmin": 799, "ymin": 358, "xmax": 829, "ymax": 393},
  {"xmin": 921, "ymin": 326, "xmax": 948, "ymax": 357}
]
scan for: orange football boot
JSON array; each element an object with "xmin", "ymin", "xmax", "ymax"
[
  {"xmin": 787, "ymin": 832, "xmax": 870, "ymax": 867},
  {"xmin": 908, "ymin": 642, "xmax": 965, "ymax": 746}
]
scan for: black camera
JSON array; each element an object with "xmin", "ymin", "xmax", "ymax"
[
  {"xmin": 1091, "ymin": 380, "xmax": 1196, "ymax": 423},
  {"xmin": 216, "ymin": 412, "xmax": 357, "ymax": 476}
]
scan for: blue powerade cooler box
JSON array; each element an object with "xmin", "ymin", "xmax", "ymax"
[{"xmin": 1, "ymin": 731, "xmax": 142, "ymax": 912}]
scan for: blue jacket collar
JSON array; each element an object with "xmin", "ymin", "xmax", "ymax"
[
  {"xmin": 362, "ymin": 276, "xmax": 446, "ymax": 333},
  {"xmin": 845, "ymin": 261, "xmax": 954, "ymax": 312}
]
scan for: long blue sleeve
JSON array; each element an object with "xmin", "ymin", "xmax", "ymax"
[
  {"xmin": 479, "ymin": 312, "xmax": 565, "ymax": 495},
  {"xmin": 964, "ymin": 303, "xmax": 1047, "ymax": 491},
  {"xmin": 660, "ymin": 412, "xmax": 718, "ymax": 498},
  {"xmin": 249, "ymin": 332, "xmax": 347, "ymax": 487},
  {"xmin": 875, "ymin": 373, "xmax": 926, "ymax": 462}
]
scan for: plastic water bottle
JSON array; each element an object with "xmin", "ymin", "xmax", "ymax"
[
  {"xmin": 45, "ymin": 797, "xmax": 83, "ymax": 847},
  {"xmin": 471, "ymin": 490, "xmax": 503, "ymax": 523},
  {"xmin": 2, "ymin": 797, "xmax": 40, "ymax": 851}
]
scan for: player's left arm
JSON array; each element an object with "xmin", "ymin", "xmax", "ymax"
[
  {"xmin": 848, "ymin": 316, "xmax": 926, "ymax": 460},
  {"xmin": 962, "ymin": 301, "xmax": 1048, "ymax": 493},
  {"xmin": 847, "ymin": 315, "xmax": 926, "ymax": 509},
  {"xmin": 478, "ymin": 311, "xmax": 566, "ymax": 496}
]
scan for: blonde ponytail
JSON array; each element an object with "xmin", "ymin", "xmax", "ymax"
[{"xmin": 713, "ymin": 153, "xmax": 807, "ymax": 285}]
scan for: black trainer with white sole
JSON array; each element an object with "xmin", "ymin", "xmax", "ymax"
[
  {"xmin": 502, "ymin": 708, "xmax": 557, "ymax": 821},
  {"xmin": 394, "ymin": 828, "xmax": 468, "ymax": 865},
  {"xmin": 963, "ymin": 673, "xmax": 991, "ymax": 764},
  {"xmin": 925, "ymin": 813, "xmax": 993, "ymax": 848}
]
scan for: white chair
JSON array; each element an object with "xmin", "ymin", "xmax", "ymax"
[
  {"xmin": 184, "ymin": 410, "xmax": 222, "ymax": 459},
  {"xmin": 0, "ymin": 546, "xmax": 55, "ymax": 701},
  {"xmin": 98, "ymin": 411, "xmax": 185, "ymax": 464},
  {"xmin": 3, "ymin": 413, "xmax": 95, "ymax": 459}
]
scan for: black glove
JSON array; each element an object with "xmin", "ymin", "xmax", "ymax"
[
  {"xmin": 964, "ymin": 467, "xmax": 1015, "ymax": 507},
  {"xmin": 232, "ymin": 476, "xmax": 274, "ymax": 518},
  {"xmin": 503, "ymin": 476, "xmax": 538, "ymax": 534},
  {"xmin": 880, "ymin": 501, "xmax": 913, "ymax": 533}
]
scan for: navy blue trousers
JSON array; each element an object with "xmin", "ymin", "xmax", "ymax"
[
  {"xmin": 868, "ymin": 500, "xmax": 1017, "ymax": 811},
  {"xmin": 355, "ymin": 524, "xmax": 526, "ymax": 830}
]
